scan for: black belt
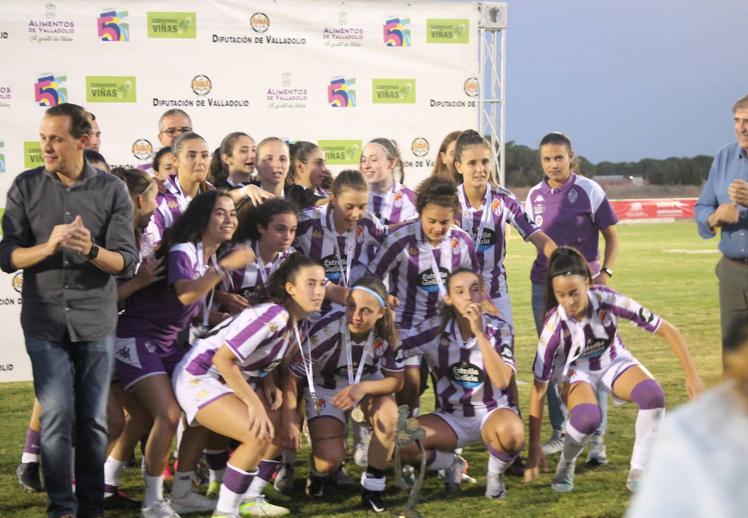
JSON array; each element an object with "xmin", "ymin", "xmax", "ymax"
[{"xmin": 725, "ymin": 255, "xmax": 748, "ymax": 265}]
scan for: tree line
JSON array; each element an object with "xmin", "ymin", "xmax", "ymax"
[{"xmin": 503, "ymin": 141, "xmax": 712, "ymax": 187}]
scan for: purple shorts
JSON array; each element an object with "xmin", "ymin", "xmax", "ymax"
[{"xmin": 114, "ymin": 336, "xmax": 187, "ymax": 391}]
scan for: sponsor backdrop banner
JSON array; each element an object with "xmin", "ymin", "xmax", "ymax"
[{"xmin": 0, "ymin": 0, "xmax": 480, "ymax": 382}]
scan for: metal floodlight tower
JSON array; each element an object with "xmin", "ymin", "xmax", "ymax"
[{"xmin": 477, "ymin": 2, "xmax": 507, "ymax": 186}]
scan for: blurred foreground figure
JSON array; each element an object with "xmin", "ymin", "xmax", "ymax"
[{"xmin": 628, "ymin": 319, "xmax": 748, "ymax": 518}]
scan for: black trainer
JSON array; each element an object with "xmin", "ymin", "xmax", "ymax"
[
  {"xmin": 305, "ymin": 474, "xmax": 330, "ymax": 499},
  {"xmin": 103, "ymin": 489, "xmax": 140, "ymax": 510},
  {"xmin": 17, "ymin": 462, "xmax": 43, "ymax": 492},
  {"xmin": 362, "ymin": 489, "xmax": 386, "ymax": 513}
]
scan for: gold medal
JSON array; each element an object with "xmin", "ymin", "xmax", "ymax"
[{"xmin": 351, "ymin": 405, "xmax": 365, "ymax": 423}]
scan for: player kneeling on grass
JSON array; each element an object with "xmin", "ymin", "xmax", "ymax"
[
  {"xmin": 172, "ymin": 254, "xmax": 326, "ymax": 518},
  {"xmin": 524, "ymin": 246, "xmax": 704, "ymax": 493},
  {"xmin": 281, "ymin": 277, "xmax": 403, "ymax": 513},
  {"xmin": 399, "ymin": 268, "xmax": 525, "ymax": 500}
]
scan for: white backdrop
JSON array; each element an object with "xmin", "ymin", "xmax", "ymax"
[{"xmin": 0, "ymin": 0, "xmax": 482, "ymax": 382}]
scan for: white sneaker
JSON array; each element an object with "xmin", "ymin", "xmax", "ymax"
[
  {"xmin": 170, "ymin": 490, "xmax": 216, "ymax": 513},
  {"xmin": 541, "ymin": 430, "xmax": 566, "ymax": 455},
  {"xmin": 141, "ymin": 499, "xmax": 181, "ymax": 518},
  {"xmin": 586, "ymin": 435, "xmax": 608, "ymax": 466},
  {"xmin": 485, "ymin": 472, "xmax": 506, "ymax": 499},
  {"xmin": 444, "ymin": 455, "xmax": 466, "ymax": 492},
  {"xmin": 550, "ymin": 459, "xmax": 576, "ymax": 493},
  {"xmin": 239, "ymin": 496, "xmax": 290, "ymax": 516}
]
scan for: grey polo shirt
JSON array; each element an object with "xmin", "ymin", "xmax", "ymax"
[{"xmin": 0, "ymin": 162, "xmax": 137, "ymax": 341}]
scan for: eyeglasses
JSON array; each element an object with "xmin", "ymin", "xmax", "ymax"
[{"xmin": 160, "ymin": 127, "xmax": 192, "ymax": 135}]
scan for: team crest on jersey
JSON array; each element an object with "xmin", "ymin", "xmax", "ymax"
[
  {"xmin": 393, "ymin": 191, "xmax": 403, "ymax": 207},
  {"xmin": 451, "ymin": 237, "xmax": 460, "ymax": 249},
  {"xmin": 408, "ymin": 246, "xmax": 419, "ymax": 257},
  {"xmin": 312, "ymin": 229, "xmax": 324, "ymax": 239},
  {"xmin": 568, "ymin": 189, "xmax": 578, "ymax": 204},
  {"xmin": 373, "ymin": 338, "xmax": 384, "ymax": 350},
  {"xmin": 597, "ymin": 309, "xmax": 608, "ymax": 322},
  {"xmin": 535, "ymin": 215, "xmax": 543, "ymax": 226},
  {"xmin": 491, "ymin": 199, "xmax": 501, "ymax": 216},
  {"xmin": 167, "ymin": 200, "xmax": 179, "ymax": 209},
  {"xmin": 268, "ymin": 322, "xmax": 279, "ymax": 333},
  {"xmin": 356, "ymin": 225, "xmax": 365, "ymax": 243},
  {"xmin": 448, "ymin": 361, "xmax": 484, "ymax": 389}
]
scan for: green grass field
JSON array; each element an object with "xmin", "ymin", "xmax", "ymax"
[{"xmin": 0, "ymin": 221, "xmax": 722, "ymax": 517}]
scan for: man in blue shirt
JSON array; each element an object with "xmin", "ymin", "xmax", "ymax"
[{"xmin": 696, "ymin": 94, "xmax": 748, "ymax": 364}]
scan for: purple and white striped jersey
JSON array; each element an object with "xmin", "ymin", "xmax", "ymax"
[
  {"xmin": 367, "ymin": 219, "xmax": 477, "ymax": 330},
  {"xmin": 532, "ymin": 285, "xmax": 662, "ymax": 383},
  {"xmin": 524, "ymin": 173, "xmax": 618, "ymax": 283},
  {"xmin": 401, "ymin": 314, "xmax": 516, "ymax": 417},
  {"xmin": 117, "ymin": 241, "xmax": 211, "ymax": 352},
  {"xmin": 182, "ymin": 303, "xmax": 292, "ymax": 383},
  {"xmin": 457, "ymin": 184, "xmax": 540, "ymax": 299},
  {"xmin": 141, "ymin": 176, "xmax": 193, "ymax": 259},
  {"xmin": 288, "ymin": 310, "xmax": 403, "ymax": 390},
  {"xmin": 369, "ymin": 181, "xmax": 417, "ymax": 226},
  {"xmin": 223, "ymin": 241, "xmax": 295, "ymax": 298},
  {"xmin": 295, "ymin": 203, "xmax": 387, "ymax": 286}
]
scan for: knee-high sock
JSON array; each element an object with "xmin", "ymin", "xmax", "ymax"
[
  {"xmin": 104, "ymin": 457, "xmax": 127, "ymax": 494},
  {"xmin": 564, "ymin": 404, "xmax": 602, "ymax": 445},
  {"xmin": 21, "ymin": 427, "xmax": 41, "ymax": 464},
  {"xmin": 205, "ymin": 449, "xmax": 229, "ymax": 484},
  {"xmin": 217, "ymin": 464, "xmax": 255, "ymax": 514},
  {"xmin": 246, "ymin": 459, "xmax": 280, "ymax": 498},
  {"xmin": 486, "ymin": 445, "xmax": 516, "ymax": 476},
  {"xmin": 631, "ymin": 409, "xmax": 665, "ymax": 470},
  {"xmin": 629, "ymin": 379, "xmax": 666, "ymax": 470}
]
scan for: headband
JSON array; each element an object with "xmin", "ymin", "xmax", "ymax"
[
  {"xmin": 351, "ymin": 286, "xmax": 386, "ymax": 308},
  {"xmin": 550, "ymin": 269, "xmax": 588, "ymax": 279}
]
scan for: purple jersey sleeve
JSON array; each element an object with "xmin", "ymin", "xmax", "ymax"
[
  {"xmin": 486, "ymin": 319, "xmax": 516, "ymax": 373},
  {"xmin": 225, "ymin": 304, "xmax": 287, "ymax": 362},
  {"xmin": 587, "ymin": 181, "xmax": 619, "ymax": 229},
  {"xmin": 367, "ymin": 233, "xmax": 404, "ymax": 279},
  {"xmin": 606, "ymin": 290, "xmax": 663, "ymax": 334},
  {"xmin": 167, "ymin": 248, "xmax": 196, "ymax": 285},
  {"xmin": 504, "ymin": 192, "xmax": 540, "ymax": 241},
  {"xmin": 381, "ymin": 345, "xmax": 405, "ymax": 373},
  {"xmin": 532, "ymin": 309, "xmax": 565, "ymax": 382},
  {"xmin": 400, "ymin": 318, "xmax": 440, "ymax": 358}
]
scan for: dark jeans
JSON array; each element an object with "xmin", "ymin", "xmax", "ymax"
[
  {"xmin": 25, "ymin": 333, "xmax": 113, "ymax": 518},
  {"xmin": 531, "ymin": 282, "xmax": 607, "ymax": 436}
]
